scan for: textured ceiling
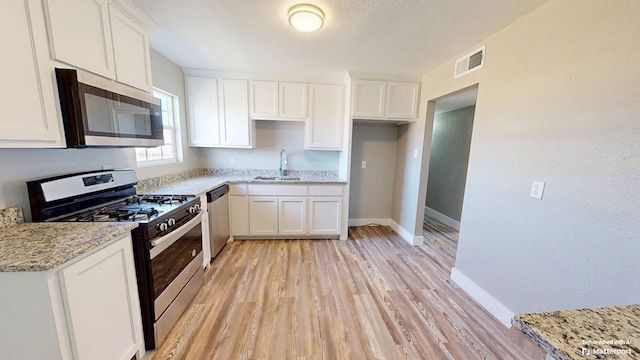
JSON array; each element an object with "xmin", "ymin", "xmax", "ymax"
[{"xmin": 132, "ymin": 0, "xmax": 548, "ymax": 77}]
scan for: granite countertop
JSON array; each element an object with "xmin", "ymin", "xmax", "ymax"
[
  {"xmin": 0, "ymin": 222, "xmax": 138, "ymax": 272},
  {"xmin": 514, "ymin": 305, "xmax": 640, "ymax": 359},
  {"xmin": 142, "ymin": 173, "xmax": 347, "ymax": 196}
]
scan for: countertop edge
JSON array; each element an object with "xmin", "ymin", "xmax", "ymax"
[{"xmin": 513, "ymin": 316, "xmax": 572, "ymax": 360}]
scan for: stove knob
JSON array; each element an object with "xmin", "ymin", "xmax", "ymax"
[
  {"xmin": 167, "ymin": 218, "xmax": 176, "ymax": 227},
  {"xmin": 157, "ymin": 222, "xmax": 168, "ymax": 231},
  {"xmin": 194, "ymin": 204, "xmax": 201, "ymax": 212},
  {"xmin": 188, "ymin": 205, "xmax": 200, "ymax": 214}
]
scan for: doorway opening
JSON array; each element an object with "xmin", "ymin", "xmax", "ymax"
[{"xmin": 424, "ymin": 86, "xmax": 478, "ymax": 235}]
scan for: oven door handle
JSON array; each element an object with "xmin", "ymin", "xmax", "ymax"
[{"xmin": 149, "ymin": 213, "xmax": 202, "ymax": 259}]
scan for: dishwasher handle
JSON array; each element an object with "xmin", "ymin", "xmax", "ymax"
[{"xmin": 206, "ymin": 184, "xmax": 229, "ymax": 203}]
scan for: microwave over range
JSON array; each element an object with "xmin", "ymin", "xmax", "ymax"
[{"xmin": 55, "ymin": 68, "xmax": 164, "ymax": 148}]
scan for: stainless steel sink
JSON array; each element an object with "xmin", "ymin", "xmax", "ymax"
[{"xmin": 253, "ymin": 176, "xmax": 301, "ymax": 181}]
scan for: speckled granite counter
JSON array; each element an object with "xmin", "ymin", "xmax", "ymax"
[
  {"xmin": 139, "ymin": 169, "xmax": 347, "ymax": 196},
  {"xmin": 514, "ymin": 305, "xmax": 640, "ymax": 359},
  {"xmin": 0, "ymin": 207, "xmax": 24, "ymax": 228},
  {"xmin": 0, "ymin": 222, "xmax": 138, "ymax": 272}
]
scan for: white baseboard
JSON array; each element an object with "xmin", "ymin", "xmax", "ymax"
[
  {"xmin": 450, "ymin": 267, "xmax": 514, "ymax": 328},
  {"xmin": 348, "ymin": 218, "xmax": 423, "ymax": 246},
  {"xmin": 389, "ymin": 219, "xmax": 424, "ymax": 246},
  {"xmin": 348, "ymin": 218, "xmax": 392, "ymax": 227},
  {"xmin": 424, "ymin": 207, "xmax": 460, "ymax": 230}
]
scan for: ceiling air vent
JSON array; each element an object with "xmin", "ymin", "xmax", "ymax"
[{"xmin": 454, "ymin": 46, "xmax": 485, "ymax": 79}]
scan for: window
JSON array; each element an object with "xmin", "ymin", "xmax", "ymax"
[{"xmin": 136, "ymin": 88, "xmax": 182, "ymax": 166}]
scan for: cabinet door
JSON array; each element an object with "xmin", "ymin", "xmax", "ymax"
[
  {"xmin": 230, "ymin": 195, "xmax": 249, "ymax": 236},
  {"xmin": 110, "ymin": 5, "xmax": 153, "ymax": 92},
  {"xmin": 250, "ymin": 80, "xmax": 278, "ymax": 118},
  {"xmin": 58, "ymin": 234, "xmax": 143, "ymax": 360},
  {"xmin": 278, "ymin": 197, "xmax": 307, "ymax": 235},
  {"xmin": 352, "ymin": 80, "xmax": 385, "ymax": 118},
  {"xmin": 186, "ymin": 77, "xmax": 220, "ymax": 146},
  {"xmin": 385, "ymin": 82, "xmax": 420, "ymax": 119},
  {"xmin": 0, "ymin": 0, "xmax": 62, "ymax": 146},
  {"xmin": 219, "ymin": 79, "xmax": 252, "ymax": 147},
  {"xmin": 308, "ymin": 197, "xmax": 342, "ymax": 235},
  {"xmin": 249, "ymin": 196, "xmax": 278, "ymax": 235},
  {"xmin": 279, "ymin": 82, "xmax": 308, "ymax": 119},
  {"xmin": 43, "ymin": 0, "xmax": 115, "ymax": 79},
  {"xmin": 305, "ymin": 84, "xmax": 344, "ymax": 150}
]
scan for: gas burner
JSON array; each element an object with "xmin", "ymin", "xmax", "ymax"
[{"xmin": 139, "ymin": 195, "xmax": 189, "ymax": 205}]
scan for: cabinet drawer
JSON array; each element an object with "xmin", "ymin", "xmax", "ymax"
[
  {"xmin": 248, "ymin": 184, "xmax": 307, "ymax": 196},
  {"xmin": 229, "ymin": 184, "xmax": 247, "ymax": 195},
  {"xmin": 308, "ymin": 185, "xmax": 344, "ymax": 196}
]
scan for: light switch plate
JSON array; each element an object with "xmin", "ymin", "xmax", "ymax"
[
  {"xmin": 361, "ymin": 160, "xmax": 367, "ymax": 169},
  {"xmin": 530, "ymin": 181, "xmax": 545, "ymax": 200}
]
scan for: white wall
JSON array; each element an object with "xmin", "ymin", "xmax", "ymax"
[
  {"xmin": 199, "ymin": 121, "xmax": 339, "ymax": 171},
  {"xmin": 0, "ymin": 50, "xmax": 198, "ymax": 218},
  {"xmin": 349, "ymin": 123, "xmax": 397, "ymax": 221},
  {"xmin": 137, "ymin": 49, "xmax": 199, "ymax": 180},
  {"xmin": 397, "ymin": 0, "xmax": 640, "ymax": 318}
]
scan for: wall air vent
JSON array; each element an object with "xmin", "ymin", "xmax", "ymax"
[{"xmin": 454, "ymin": 46, "xmax": 485, "ymax": 79}]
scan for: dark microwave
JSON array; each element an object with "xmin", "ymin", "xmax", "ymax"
[{"xmin": 55, "ymin": 68, "xmax": 163, "ymax": 148}]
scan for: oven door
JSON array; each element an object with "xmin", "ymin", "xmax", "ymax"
[{"xmin": 149, "ymin": 213, "xmax": 203, "ymax": 321}]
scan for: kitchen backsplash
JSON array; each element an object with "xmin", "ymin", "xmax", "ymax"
[{"xmin": 0, "ymin": 207, "xmax": 24, "ymax": 228}]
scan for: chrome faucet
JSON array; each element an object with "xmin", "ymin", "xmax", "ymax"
[{"xmin": 279, "ymin": 149, "xmax": 288, "ymax": 177}]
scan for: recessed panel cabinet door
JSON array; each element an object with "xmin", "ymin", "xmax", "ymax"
[
  {"xmin": 352, "ymin": 80, "xmax": 386, "ymax": 118},
  {"xmin": 278, "ymin": 197, "xmax": 307, "ymax": 235},
  {"xmin": 305, "ymin": 84, "xmax": 344, "ymax": 150},
  {"xmin": 385, "ymin": 82, "xmax": 419, "ymax": 119},
  {"xmin": 219, "ymin": 79, "xmax": 252, "ymax": 147},
  {"xmin": 250, "ymin": 80, "xmax": 278, "ymax": 118},
  {"xmin": 0, "ymin": 0, "xmax": 61, "ymax": 146},
  {"xmin": 58, "ymin": 235, "xmax": 143, "ymax": 360},
  {"xmin": 43, "ymin": 0, "xmax": 115, "ymax": 79},
  {"xmin": 279, "ymin": 82, "xmax": 308, "ymax": 119},
  {"xmin": 308, "ymin": 197, "xmax": 342, "ymax": 235},
  {"xmin": 249, "ymin": 196, "xmax": 278, "ymax": 235},
  {"xmin": 110, "ymin": 5, "xmax": 153, "ymax": 91},
  {"xmin": 187, "ymin": 77, "xmax": 221, "ymax": 146}
]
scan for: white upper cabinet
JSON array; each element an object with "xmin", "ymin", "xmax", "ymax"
[
  {"xmin": 0, "ymin": 0, "xmax": 62, "ymax": 147},
  {"xmin": 43, "ymin": 0, "xmax": 152, "ymax": 91},
  {"xmin": 352, "ymin": 79, "xmax": 420, "ymax": 121},
  {"xmin": 249, "ymin": 81, "xmax": 278, "ymax": 118},
  {"xmin": 305, "ymin": 84, "xmax": 344, "ymax": 150},
  {"xmin": 352, "ymin": 80, "xmax": 386, "ymax": 118},
  {"xmin": 279, "ymin": 82, "xmax": 308, "ymax": 119},
  {"xmin": 186, "ymin": 77, "xmax": 220, "ymax": 146},
  {"xmin": 385, "ymin": 82, "xmax": 420, "ymax": 119},
  {"xmin": 249, "ymin": 80, "xmax": 307, "ymax": 120},
  {"xmin": 186, "ymin": 76, "xmax": 254, "ymax": 148},
  {"xmin": 109, "ymin": 5, "xmax": 153, "ymax": 92},
  {"xmin": 43, "ymin": 0, "xmax": 115, "ymax": 79},
  {"xmin": 219, "ymin": 79, "xmax": 253, "ymax": 147}
]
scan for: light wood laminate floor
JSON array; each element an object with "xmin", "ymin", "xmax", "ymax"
[{"xmin": 145, "ymin": 221, "xmax": 544, "ymax": 359}]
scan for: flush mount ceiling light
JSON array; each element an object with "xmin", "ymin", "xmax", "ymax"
[{"xmin": 288, "ymin": 4, "xmax": 325, "ymax": 32}]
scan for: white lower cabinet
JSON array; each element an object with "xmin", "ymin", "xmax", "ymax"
[
  {"xmin": 230, "ymin": 184, "xmax": 342, "ymax": 238},
  {"xmin": 308, "ymin": 197, "xmax": 342, "ymax": 235},
  {"xmin": 278, "ymin": 197, "xmax": 307, "ymax": 235},
  {"xmin": 0, "ymin": 233, "xmax": 144, "ymax": 360},
  {"xmin": 249, "ymin": 196, "xmax": 279, "ymax": 235},
  {"xmin": 229, "ymin": 195, "xmax": 249, "ymax": 236}
]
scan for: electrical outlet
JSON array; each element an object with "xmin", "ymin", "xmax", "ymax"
[
  {"xmin": 361, "ymin": 160, "xmax": 367, "ymax": 169},
  {"xmin": 230, "ymin": 157, "xmax": 237, "ymax": 166},
  {"xmin": 530, "ymin": 181, "xmax": 545, "ymax": 200}
]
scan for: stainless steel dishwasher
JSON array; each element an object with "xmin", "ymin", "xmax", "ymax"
[{"xmin": 206, "ymin": 184, "xmax": 230, "ymax": 260}]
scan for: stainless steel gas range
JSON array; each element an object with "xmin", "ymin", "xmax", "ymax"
[{"xmin": 27, "ymin": 169, "xmax": 204, "ymax": 350}]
